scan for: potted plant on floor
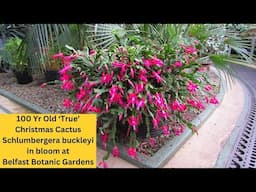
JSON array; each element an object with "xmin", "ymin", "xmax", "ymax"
[{"xmin": 2, "ymin": 37, "xmax": 33, "ymax": 84}]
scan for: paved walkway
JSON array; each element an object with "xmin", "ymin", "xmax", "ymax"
[{"xmin": 0, "ymin": 95, "xmax": 33, "ymax": 114}]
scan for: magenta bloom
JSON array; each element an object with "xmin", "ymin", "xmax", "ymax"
[
  {"xmin": 59, "ymin": 65, "xmax": 72, "ymax": 75},
  {"xmin": 101, "ymin": 133, "xmax": 108, "ymax": 149},
  {"xmin": 51, "ymin": 52, "xmax": 64, "ymax": 59},
  {"xmin": 138, "ymin": 69, "xmax": 148, "ymax": 83},
  {"xmin": 151, "ymin": 57, "xmax": 163, "ymax": 67},
  {"xmin": 112, "ymin": 61, "xmax": 126, "ymax": 68},
  {"xmin": 134, "ymin": 82, "xmax": 144, "ymax": 94},
  {"xmin": 63, "ymin": 98, "xmax": 73, "ymax": 108},
  {"xmin": 130, "ymin": 68, "xmax": 135, "ymax": 79},
  {"xmin": 204, "ymin": 84, "xmax": 212, "ymax": 91},
  {"xmin": 143, "ymin": 59, "xmax": 151, "ymax": 68},
  {"xmin": 143, "ymin": 57, "xmax": 163, "ymax": 68},
  {"xmin": 147, "ymin": 91, "xmax": 153, "ymax": 104},
  {"xmin": 62, "ymin": 81, "xmax": 74, "ymax": 91},
  {"xmin": 186, "ymin": 81, "xmax": 198, "ymax": 94},
  {"xmin": 198, "ymin": 67, "xmax": 205, "ymax": 72},
  {"xmin": 76, "ymin": 88, "xmax": 86, "ymax": 100},
  {"xmin": 174, "ymin": 61, "xmax": 182, "ymax": 68},
  {"xmin": 101, "ymin": 72, "xmax": 113, "ymax": 85},
  {"xmin": 161, "ymin": 125, "xmax": 170, "ymax": 137},
  {"xmin": 210, "ymin": 97, "xmax": 219, "ymax": 104},
  {"xmin": 112, "ymin": 146, "xmax": 120, "ymax": 157},
  {"xmin": 174, "ymin": 124, "xmax": 186, "ymax": 136},
  {"xmin": 136, "ymin": 98, "xmax": 146, "ymax": 110},
  {"xmin": 154, "ymin": 93, "xmax": 165, "ymax": 108},
  {"xmin": 184, "ymin": 45, "xmax": 197, "ymax": 55},
  {"xmin": 149, "ymin": 138, "xmax": 156, "ymax": 147},
  {"xmin": 73, "ymin": 102, "xmax": 82, "ymax": 112},
  {"xmin": 152, "ymin": 70, "xmax": 162, "ymax": 83},
  {"xmin": 128, "ymin": 116, "xmax": 138, "ymax": 131},
  {"xmin": 89, "ymin": 49, "xmax": 96, "ymax": 56},
  {"xmin": 127, "ymin": 93, "xmax": 137, "ymax": 107},
  {"xmin": 98, "ymin": 161, "xmax": 108, "ymax": 168},
  {"xmin": 40, "ymin": 83, "xmax": 47, "ymax": 88},
  {"xmin": 128, "ymin": 116, "xmax": 138, "ymax": 126},
  {"xmin": 62, "ymin": 55, "xmax": 74, "ymax": 66},
  {"xmin": 60, "ymin": 73, "xmax": 72, "ymax": 81},
  {"xmin": 152, "ymin": 118, "xmax": 159, "ymax": 129},
  {"xmin": 172, "ymin": 100, "xmax": 187, "ymax": 112},
  {"xmin": 171, "ymin": 100, "xmax": 180, "ymax": 111},
  {"xmin": 127, "ymin": 147, "xmax": 137, "ymax": 159},
  {"xmin": 157, "ymin": 109, "xmax": 169, "ymax": 120},
  {"xmin": 196, "ymin": 101, "xmax": 205, "ymax": 110}
]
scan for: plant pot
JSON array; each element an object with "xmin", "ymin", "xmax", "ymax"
[
  {"xmin": 14, "ymin": 70, "xmax": 33, "ymax": 84},
  {"xmin": 45, "ymin": 70, "xmax": 60, "ymax": 83}
]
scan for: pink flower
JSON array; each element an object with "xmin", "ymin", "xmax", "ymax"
[
  {"xmin": 154, "ymin": 93, "xmax": 166, "ymax": 108},
  {"xmin": 136, "ymin": 98, "xmax": 146, "ymax": 110},
  {"xmin": 127, "ymin": 147, "xmax": 137, "ymax": 159},
  {"xmin": 89, "ymin": 106, "xmax": 102, "ymax": 113},
  {"xmin": 76, "ymin": 88, "xmax": 86, "ymax": 100},
  {"xmin": 112, "ymin": 146, "xmax": 120, "ymax": 157},
  {"xmin": 134, "ymin": 82, "xmax": 144, "ymax": 94},
  {"xmin": 130, "ymin": 68, "xmax": 135, "ymax": 79},
  {"xmin": 196, "ymin": 101, "xmax": 205, "ymax": 110},
  {"xmin": 147, "ymin": 91, "xmax": 153, "ymax": 104},
  {"xmin": 40, "ymin": 83, "xmax": 47, "ymax": 88},
  {"xmin": 112, "ymin": 61, "xmax": 126, "ymax": 68},
  {"xmin": 127, "ymin": 93, "xmax": 137, "ymax": 107},
  {"xmin": 161, "ymin": 125, "xmax": 170, "ymax": 137},
  {"xmin": 157, "ymin": 109, "xmax": 169, "ymax": 120},
  {"xmin": 205, "ymin": 96, "xmax": 209, "ymax": 103},
  {"xmin": 98, "ymin": 161, "xmax": 108, "ymax": 168},
  {"xmin": 198, "ymin": 67, "xmax": 205, "ymax": 72},
  {"xmin": 51, "ymin": 52, "xmax": 64, "ymax": 59},
  {"xmin": 118, "ymin": 113, "xmax": 123, "ymax": 121},
  {"xmin": 210, "ymin": 96, "xmax": 219, "ymax": 104},
  {"xmin": 128, "ymin": 116, "xmax": 138, "ymax": 131},
  {"xmin": 143, "ymin": 57, "xmax": 163, "ymax": 68},
  {"xmin": 63, "ymin": 98, "xmax": 73, "ymax": 108},
  {"xmin": 73, "ymin": 102, "xmax": 82, "ymax": 112},
  {"xmin": 143, "ymin": 59, "xmax": 151, "ymax": 68},
  {"xmin": 60, "ymin": 73, "xmax": 72, "ymax": 81},
  {"xmin": 138, "ymin": 69, "xmax": 148, "ymax": 83},
  {"xmin": 151, "ymin": 57, "xmax": 163, "ymax": 67},
  {"xmin": 62, "ymin": 55, "xmax": 74, "ymax": 66},
  {"xmin": 152, "ymin": 70, "xmax": 162, "ymax": 83},
  {"xmin": 149, "ymin": 138, "xmax": 156, "ymax": 147},
  {"xmin": 174, "ymin": 124, "xmax": 185, "ymax": 136},
  {"xmin": 204, "ymin": 84, "xmax": 212, "ymax": 91},
  {"xmin": 59, "ymin": 65, "xmax": 72, "ymax": 75},
  {"xmin": 186, "ymin": 81, "xmax": 198, "ymax": 94},
  {"xmin": 171, "ymin": 100, "xmax": 180, "ymax": 111},
  {"xmin": 174, "ymin": 61, "xmax": 183, "ymax": 68},
  {"xmin": 89, "ymin": 50, "xmax": 96, "ymax": 56},
  {"xmin": 62, "ymin": 81, "xmax": 75, "ymax": 91},
  {"xmin": 109, "ymin": 85, "xmax": 124, "ymax": 106},
  {"xmin": 101, "ymin": 72, "xmax": 113, "ymax": 85},
  {"xmin": 152, "ymin": 118, "xmax": 159, "ymax": 129},
  {"xmin": 101, "ymin": 133, "xmax": 108, "ymax": 149},
  {"xmin": 184, "ymin": 45, "xmax": 197, "ymax": 55}
]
